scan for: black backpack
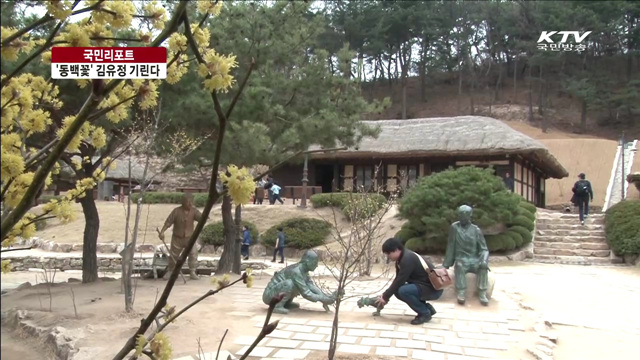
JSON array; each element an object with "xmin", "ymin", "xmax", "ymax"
[{"xmin": 576, "ymin": 181, "xmax": 589, "ymax": 196}]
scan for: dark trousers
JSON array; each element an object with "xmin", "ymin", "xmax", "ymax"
[
  {"xmin": 395, "ymin": 283, "xmax": 442, "ymax": 317},
  {"xmin": 241, "ymin": 244, "xmax": 250, "ymax": 258},
  {"xmin": 272, "ymin": 194, "xmax": 284, "ymax": 204},
  {"xmin": 577, "ymin": 196, "xmax": 590, "ymax": 222},
  {"xmin": 272, "ymin": 247, "xmax": 284, "ymax": 262}
]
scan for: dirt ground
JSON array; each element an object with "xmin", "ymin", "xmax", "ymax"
[
  {"xmin": 35, "ymin": 203, "xmax": 352, "ymax": 245},
  {"xmin": 540, "ymin": 138, "xmax": 619, "ymax": 207},
  {"xmin": 2, "ymin": 263, "xmax": 639, "ymax": 360}
]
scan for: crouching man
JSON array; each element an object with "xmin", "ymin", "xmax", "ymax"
[{"xmin": 376, "ymin": 238, "xmax": 443, "ymax": 325}]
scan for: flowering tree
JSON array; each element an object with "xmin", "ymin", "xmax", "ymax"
[{"xmin": 0, "ymin": 1, "xmax": 239, "ymax": 284}]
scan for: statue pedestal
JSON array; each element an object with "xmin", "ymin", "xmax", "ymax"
[{"xmin": 440, "ymin": 269, "xmax": 496, "ymax": 302}]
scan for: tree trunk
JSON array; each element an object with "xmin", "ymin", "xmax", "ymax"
[
  {"xmin": 513, "ymin": 56, "xmax": 518, "ymax": 103},
  {"xmin": 542, "ymin": 81, "xmax": 550, "ymax": 133},
  {"xmin": 580, "ymin": 99, "xmax": 587, "ymax": 133},
  {"xmin": 419, "ymin": 34, "xmax": 428, "ymax": 102},
  {"xmin": 537, "ymin": 65, "xmax": 544, "ymax": 116},
  {"xmin": 528, "ymin": 63, "xmax": 534, "ymax": 122},
  {"xmin": 216, "ymin": 195, "xmax": 236, "ymax": 275},
  {"xmin": 80, "ymin": 189, "xmax": 99, "ymax": 283},
  {"xmin": 121, "ymin": 156, "xmax": 133, "ymax": 311},
  {"xmin": 494, "ymin": 62, "xmax": 503, "ymax": 102},
  {"xmin": 232, "ymin": 204, "xmax": 242, "ymax": 274}
]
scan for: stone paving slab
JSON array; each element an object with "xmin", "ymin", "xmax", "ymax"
[{"xmin": 174, "ymin": 279, "xmax": 533, "ymax": 360}]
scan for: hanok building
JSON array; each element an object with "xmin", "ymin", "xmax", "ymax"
[{"xmin": 271, "ymin": 116, "xmax": 568, "ymax": 207}]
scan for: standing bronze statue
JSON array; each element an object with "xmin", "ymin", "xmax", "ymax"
[
  {"xmin": 159, "ymin": 193, "xmax": 204, "ymax": 280},
  {"xmin": 262, "ymin": 250, "xmax": 337, "ymax": 314},
  {"xmin": 443, "ymin": 205, "xmax": 490, "ymax": 306}
]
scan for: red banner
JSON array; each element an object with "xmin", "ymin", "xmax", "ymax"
[{"xmin": 51, "ymin": 47, "xmax": 166, "ymax": 63}]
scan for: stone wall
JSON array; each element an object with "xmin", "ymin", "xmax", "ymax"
[{"xmin": 8, "ymin": 256, "xmax": 269, "ymax": 273}]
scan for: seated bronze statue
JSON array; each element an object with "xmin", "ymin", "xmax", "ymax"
[
  {"xmin": 262, "ymin": 250, "xmax": 337, "ymax": 314},
  {"xmin": 443, "ymin": 205, "xmax": 490, "ymax": 306}
]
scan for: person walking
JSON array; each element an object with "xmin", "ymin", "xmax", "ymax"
[
  {"xmin": 270, "ymin": 183, "xmax": 284, "ymax": 205},
  {"xmin": 272, "ymin": 227, "xmax": 286, "ymax": 263},
  {"xmin": 241, "ymin": 225, "xmax": 252, "ymax": 260},
  {"xmin": 571, "ymin": 173, "xmax": 594, "ymax": 226}
]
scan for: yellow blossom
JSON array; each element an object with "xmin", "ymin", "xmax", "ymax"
[
  {"xmin": 190, "ymin": 23, "xmax": 210, "ymax": 52},
  {"xmin": 143, "ymin": 1, "xmax": 167, "ymax": 30},
  {"xmin": 134, "ymin": 335, "xmax": 147, "ymax": 357},
  {"xmin": 197, "ymin": 49, "xmax": 238, "ymax": 93},
  {"xmin": 91, "ymin": 1, "xmax": 136, "ymax": 29},
  {"xmin": 76, "ymin": 79, "xmax": 90, "ymax": 88},
  {"xmin": 150, "ymin": 333, "xmax": 172, "ymax": 360},
  {"xmin": 57, "ymin": 24, "xmax": 91, "ymax": 47},
  {"xmin": 93, "ymin": 168, "xmax": 106, "ymax": 182},
  {"xmin": 219, "ymin": 165, "xmax": 254, "ymax": 205},
  {"xmin": 0, "ymin": 27, "xmax": 35, "ymax": 62},
  {"xmin": 5, "ymin": 172, "xmax": 35, "ymax": 208},
  {"xmin": 90, "ymin": 126, "xmax": 107, "ymax": 149},
  {"xmin": 197, "ymin": 0, "xmax": 224, "ymax": 16},
  {"xmin": 1, "ymin": 260, "xmax": 12, "ymax": 274},
  {"xmin": 168, "ymin": 33, "xmax": 187, "ymax": 52},
  {"xmin": 72, "ymin": 158, "xmax": 83, "ymax": 171},
  {"xmin": 0, "ymin": 150, "xmax": 25, "ymax": 181},
  {"xmin": 42, "ymin": 51, "xmax": 52, "ymax": 64},
  {"xmin": 46, "ymin": 0, "xmax": 73, "ymax": 20}
]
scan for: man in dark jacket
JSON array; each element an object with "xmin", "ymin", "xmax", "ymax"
[
  {"xmin": 572, "ymin": 173, "xmax": 594, "ymax": 225},
  {"xmin": 272, "ymin": 227, "xmax": 286, "ymax": 263},
  {"xmin": 376, "ymin": 238, "xmax": 443, "ymax": 325},
  {"xmin": 241, "ymin": 225, "xmax": 252, "ymax": 260}
]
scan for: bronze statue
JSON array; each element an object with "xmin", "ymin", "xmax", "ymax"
[
  {"xmin": 262, "ymin": 250, "xmax": 338, "ymax": 314},
  {"xmin": 357, "ymin": 296, "xmax": 384, "ymax": 316},
  {"xmin": 159, "ymin": 193, "xmax": 204, "ymax": 280},
  {"xmin": 443, "ymin": 205, "xmax": 490, "ymax": 306}
]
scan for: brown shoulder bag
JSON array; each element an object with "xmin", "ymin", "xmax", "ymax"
[{"xmin": 416, "ymin": 253, "xmax": 453, "ymax": 290}]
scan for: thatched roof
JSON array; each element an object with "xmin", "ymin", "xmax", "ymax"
[
  {"xmin": 310, "ymin": 116, "xmax": 569, "ymax": 179},
  {"xmin": 59, "ymin": 156, "xmax": 160, "ymax": 184}
]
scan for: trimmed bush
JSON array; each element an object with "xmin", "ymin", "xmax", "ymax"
[
  {"xmin": 405, "ymin": 237, "xmax": 426, "ymax": 253},
  {"xmin": 509, "ymin": 225, "xmax": 533, "ymax": 244},
  {"xmin": 262, "ymin": 218, "xmax": 331, "ymax": 249},
  {"xmin": 399, "ymin": 166, "xmax": 524, "ymax": 252},
  {"xmin": 310, "ymin": 193, "xmax": 386, "ymax": 220},
  {"xmin": 130, "ymin": 192, "xmax": 212, "ymax": 207},
  {"xmin": 605, "ymin": 200, "xmax": 640, "ymax": 256},
  {"xmin": 199, "ymin": 221, "xmax": 259, "ymax": 247},
  {"xmin": 395, "ymin": 223, "xmax": 421, "ymax": 243},
  {"xmin": 485, "ymin": 234, "xmax": 516, "ymax": 252},
  {"xmin": 517, "ymin": 207, "xmax": 536, "ymax": 222},
  {"xmin": 518, "ymin": 201, "xmax": 537, "ymax": 214},
  {"xmin": 509, "ymin": 215, "xmax": 535, "ymax": 231},
  {"xmin": 505, "ymin": 230, "xmax": 525, "ymax": 247}
]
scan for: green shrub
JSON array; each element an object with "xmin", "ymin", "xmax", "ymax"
[
  {"xmin": 395, "ymin": 223, "xmax": 421, "ymax": 243},
  {"xmin": 399, "ymin": 167, "xmax": 523, "ymax": 250},
  {"xmin": 199, "ymin": 221, "xmax": 259, "ymax": 247},
  {"xmin": 509, "ymin": 225, "xmax": 533, "ymax": 244},
  {"xmin": 262, "ymin": 218, "xmax": 331, "ymax": 249},
  {"xmin": 130, "ymin": 192, "xmax": 212, "ymax": 207},
  {"xmin": 518, "ymin": 201, "xmax": 537, "ymax": 214},
  {"xmin": 485, "ymin": 234, "xmax": 516, "ymax": 252},
  {"xmin": 509, "ymin": 215, "xmax": 535, "ymax": 231},
  {"xmin": 505, "ymin": 230, "xmax": 524, "ymax": 247},
  {"xmin": 605, "ymin": 200, "xmax": 640, "ymax": 256},
  {"xmin": 517, "ymin": 207, "xmax": 536, "ymax": 222},
  {"xmin": 310, "ymin": 193, "xmax": 386, "ymax": 220},
  {"xmin": 405, "ymin": 237, "xmax": 426, "ymax": 253}
]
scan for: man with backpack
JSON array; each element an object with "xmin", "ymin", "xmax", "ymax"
[{"xmin": 572, "ymin": 173, "xmax": 594, "ymax": 226}]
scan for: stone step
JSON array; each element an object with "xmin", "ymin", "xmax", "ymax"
[
  {"xmin": 536, "ymin": 213, "xmax": 605, "ymax": 220},
  {"xmin": 536, "ymin": 229, "xmax": 606, "ymax": 237},
  {"xmin": 536, "ymin": 223, "xmax": 604, "ymax": 231},
  {"xmin": 533, "ymin": 247, "xmax": 611, "ymax": 257},
  {"xmin": 536, "ymin": 218, "xmax": 605, "ymax": 225},
  {"xmin": 535, "ymin": 235, "xmax": 608, "ymax": 244},
  {"xmin": 531, "ymin": 255, "xmax": 624, "ymax": 265},
  {"xmin": 535, "ymin": 242, "xmax": 610, "ymax": 251}
]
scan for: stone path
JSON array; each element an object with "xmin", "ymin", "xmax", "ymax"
[{"xmin": 174, "ymin": 280, "xmax": 529, "ymax": 360}]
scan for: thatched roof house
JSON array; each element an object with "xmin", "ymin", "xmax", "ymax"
[{"xmin": 272, "ymin": 116, "xmax": 569, "ymax": 207}]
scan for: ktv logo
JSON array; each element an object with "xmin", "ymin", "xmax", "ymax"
[{"xmin": 537, "ymin": 31, "xmax": 592, "ymax": 53}]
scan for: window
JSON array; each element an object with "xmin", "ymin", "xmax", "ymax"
[
  {"xmin": 397, "ymin": 165, "xmax": 418, "ymax": 189},
  {"xmin": 354, "ymin": 165, "xmax": 374, "ymax": 191}
]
